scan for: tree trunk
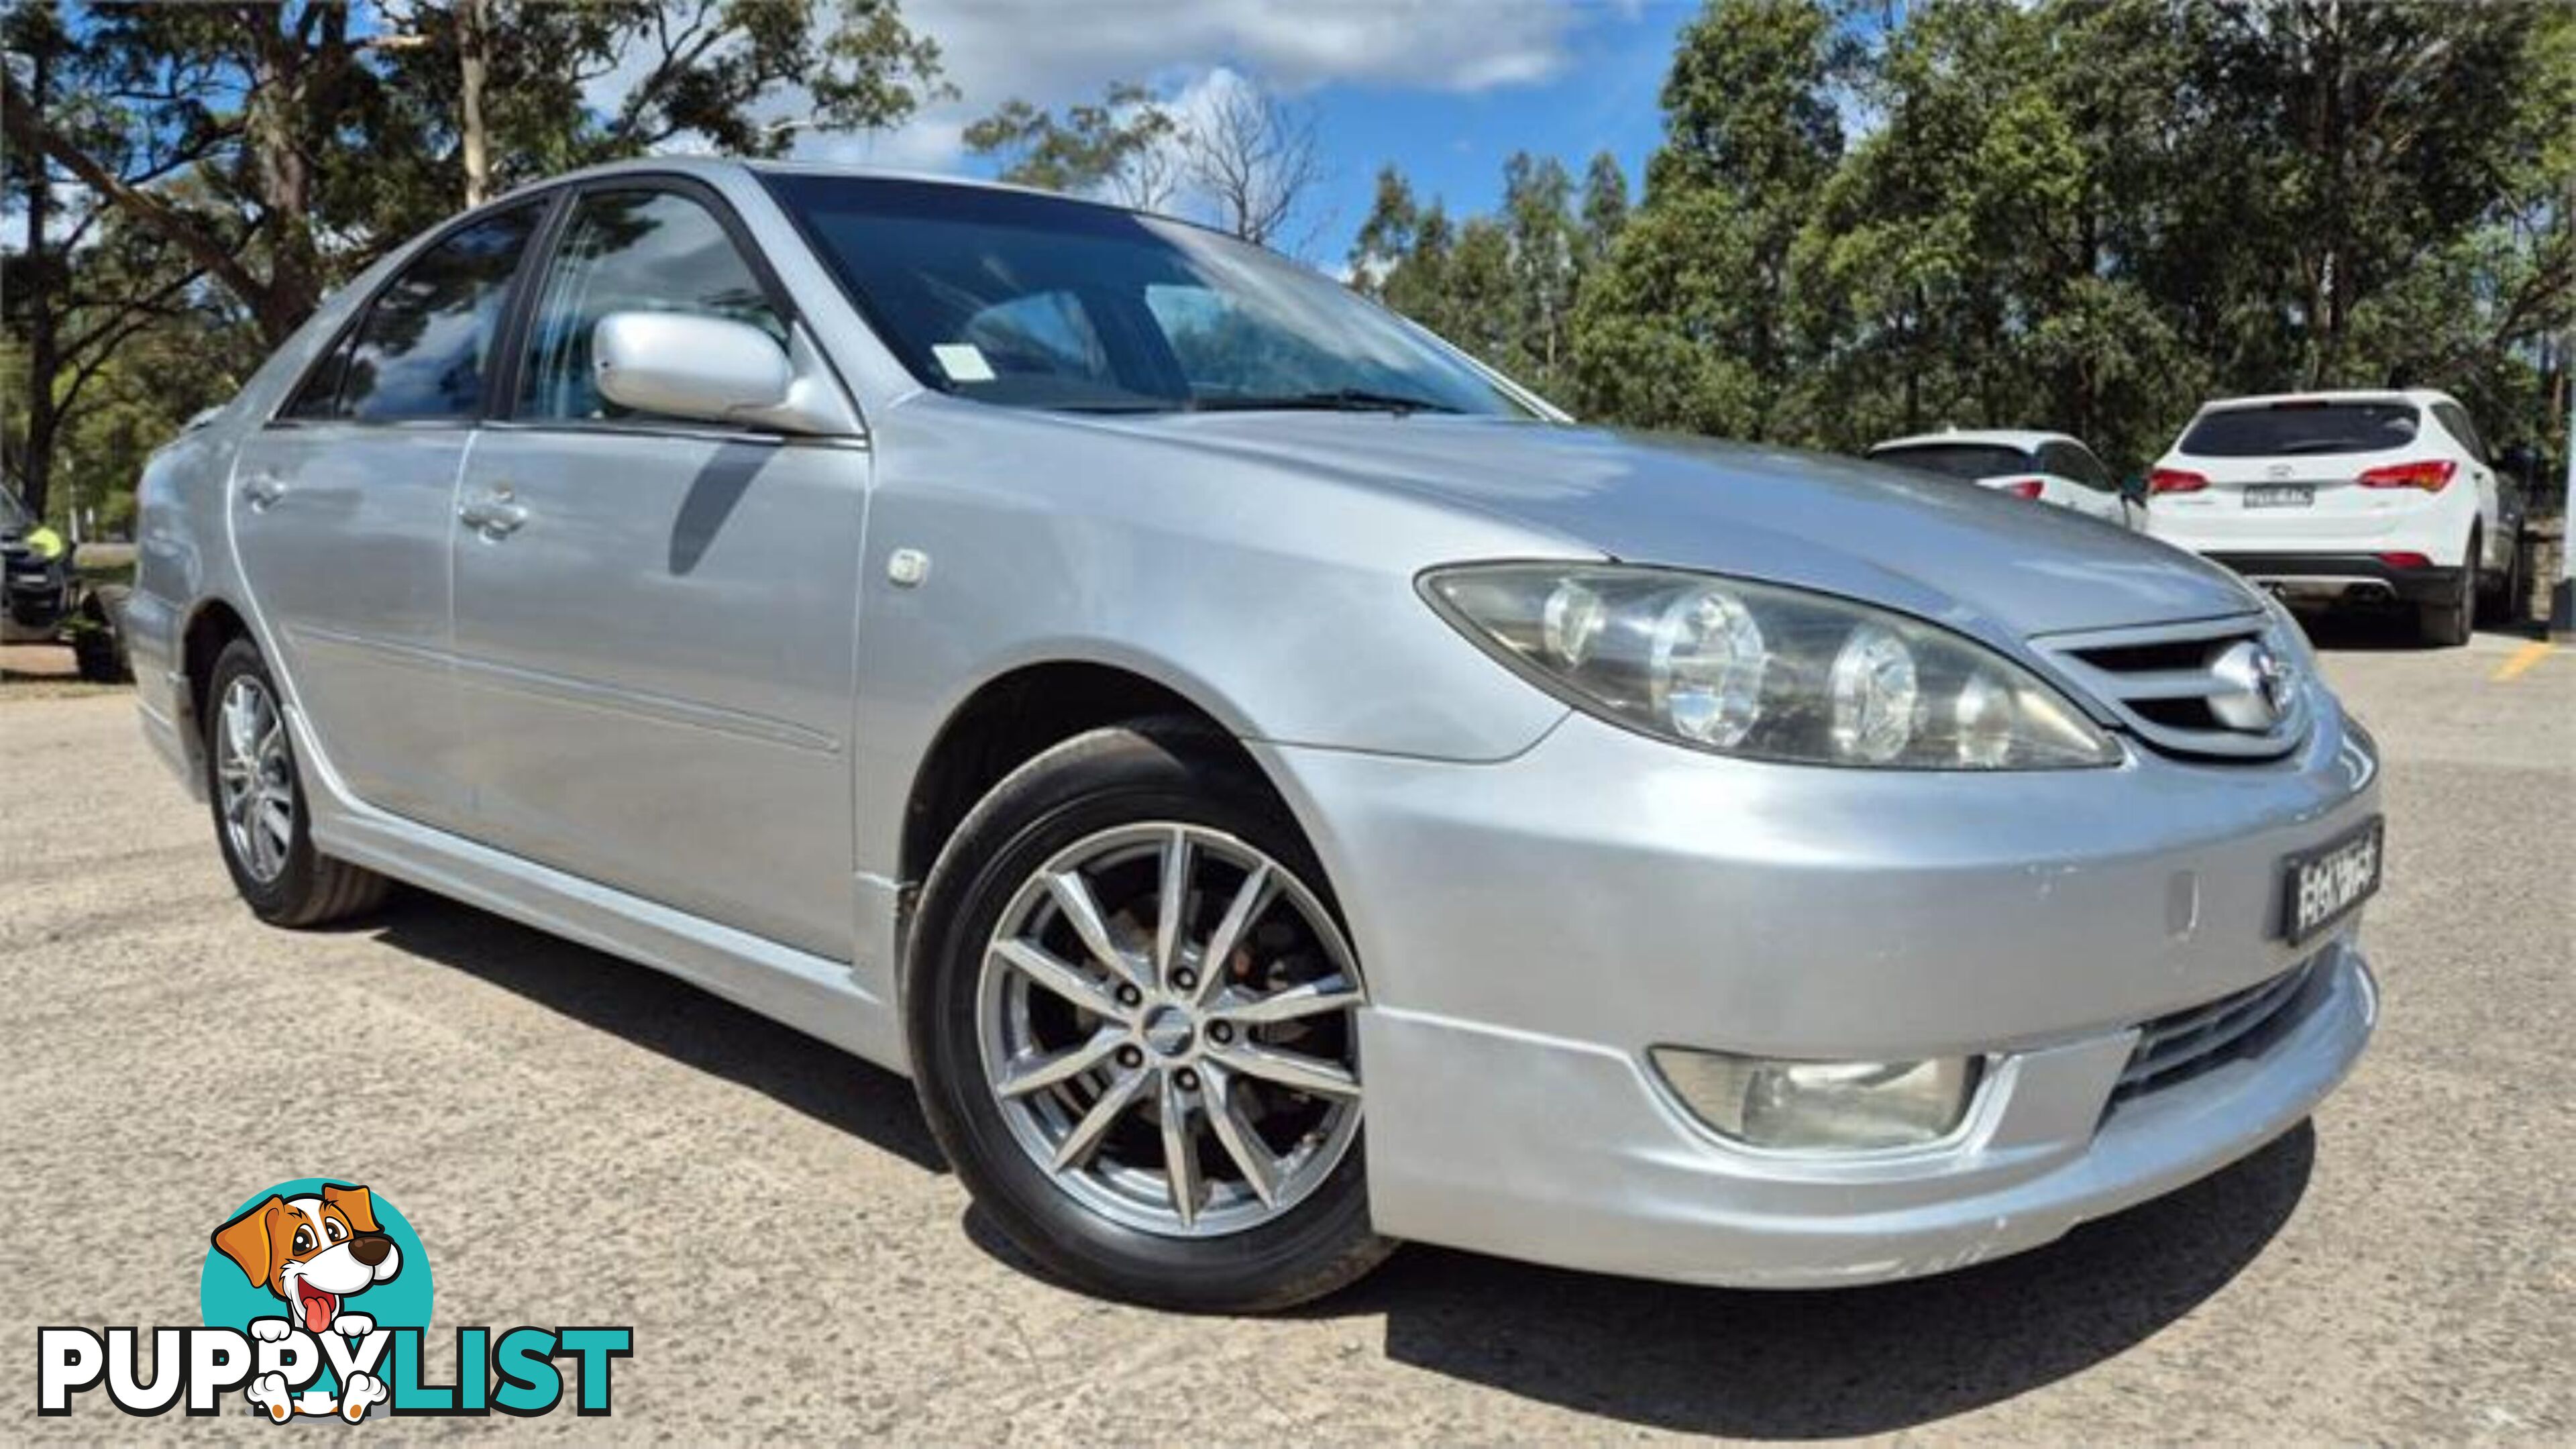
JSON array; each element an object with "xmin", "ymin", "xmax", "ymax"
[
  {"xmin": 17, "ymin": 42, "xmax": 59, "ymax": 522},
  {"xmin": 244, "ymin": 28, "xmax": 324, "ymax": 341},
  {"xmin": 0, "ymin": 69, "xmax": 299, "ymax": 345},
  {"xmin": 458, "ymin": 0, "xmax": 492, "ymax": 207}
]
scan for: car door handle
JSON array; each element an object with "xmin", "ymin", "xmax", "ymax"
[
  {"xmin": 458, "ymin": 494, "xmax": 529, "ymax": 537},
  {"xmin": 241, "ymin": 474, "xmax": 288, "ymax": 509}
]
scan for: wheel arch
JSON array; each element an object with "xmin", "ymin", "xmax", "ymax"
[
  {"xmin": 177, "ymin": 595, "xmax": 257, "ymax": 762},
  {"xmin": 896, "ymin": 657, "xmax": 1288, "ymax": 898}
]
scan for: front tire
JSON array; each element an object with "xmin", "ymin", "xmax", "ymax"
[
  {"xmin": 906, "ymin": 720, "xmax": 1393, "ymax": 1312},
  {"xmin": 202, "ymin": 639, "xmax": 390, "ymax": 927}
]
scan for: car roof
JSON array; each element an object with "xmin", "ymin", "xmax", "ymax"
[
  {"xmin": 501, "ymin": 155, "xmax": 1216, "ymax": 233},
  {"xmin": 1868, "ymin": 428, "xmax": 2081, "ymax": 455},
  {"xmin": 2192, "ymin": 388, "xmax": 2459, "ymax": 415}
]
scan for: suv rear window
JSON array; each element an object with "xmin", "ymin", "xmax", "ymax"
[
  {"xmin": 1869, "ymin": 443, "xmax": 2031, "ymax": 481},
  {"xmin": 2178, "ymin": 402, "xmax": 2419, "ymax": 458}
]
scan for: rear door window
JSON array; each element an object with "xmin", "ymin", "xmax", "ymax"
[
  {"xmin": 337, "ymin": 203, "xmax": 542, "ymax": 422},
  {"xmin": 280, "ymin": 334, "xmax": 356, "ymax": 420},
  {"xmin": 2041, "ymin": 441, "xmax": 2114, "ymax": 490},
  {"xmin": 2430, "ymin": 402, "xmax": 2489, "ymax": 464},
  {"xmin": 1870, "ymin": 443, "xmax": 2031, "ymax": 482},
  {"xmin": 2178, "ymin": 402, "xmax": 2419, "ymax": 458}
]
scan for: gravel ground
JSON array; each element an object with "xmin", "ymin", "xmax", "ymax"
[{"xmin": 4, "ymin": 619, "xmax": 2569, "ymax": 1444}]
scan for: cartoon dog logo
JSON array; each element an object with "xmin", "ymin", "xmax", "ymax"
[{"xmin": 211, "ymin": 1183, "xmax": 401, "ymax": 1421}]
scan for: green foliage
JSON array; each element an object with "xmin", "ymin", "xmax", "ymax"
[
  {"xmin": 8, "ymin": 0, "xmax": 2571, "ymax": 525},
  {"xmin": 1372, "ymin": 0, "xmax": 2573, "ymax": 482},
  {"xmin": 963, "ymin": 82, "xmax": 1180, "ymax": 207},
  {"xmin": 1350, "ymin": 150, "xmax": 1627, "ymax": 406},
  {"xmin": 3, "ymin": 0, "xmax": 945, "ymax": 522}
]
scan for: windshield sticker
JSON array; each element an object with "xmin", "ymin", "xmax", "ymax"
[{"xmin": 932, "ymin": 344, "xmax": 996, "ymax": 383}]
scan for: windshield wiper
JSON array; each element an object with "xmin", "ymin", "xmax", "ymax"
[{"xmin": 1189, "ymin": 388, "xmax": 1462, "ymax": 416}]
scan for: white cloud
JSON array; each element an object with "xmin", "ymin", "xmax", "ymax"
[{"xmin": 801, "ymin": 0, "xmax": 1595, "ymax": 173}]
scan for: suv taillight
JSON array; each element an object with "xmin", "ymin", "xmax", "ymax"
[
  {"xmin": 2147, "ymin": 468, "xmax": 2208, "ymax": 494},
  {"xmin": 1998, "ymin": 478, "xmax": 2045, "ymax": 499},
  {"xmin": 2357, "ymin": 459, "xmax": 2454, "ymax": 492}
]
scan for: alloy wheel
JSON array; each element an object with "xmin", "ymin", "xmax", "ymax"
[
  {"xmin": 975, "ymin": 822, "xmax": 1365, "ymax": 1238},
  {"xmin": 216, "ymin": 676, "xmax": 294, "ymax": 883}
]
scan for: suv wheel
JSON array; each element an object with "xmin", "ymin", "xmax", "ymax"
[
  {"xmin": 202, "ymin": 639, "xmax": 390, "ymax": 926},
  {"xmin": 907, "ymin": 720, "xmax": 1393, "ymax": 1311},
  {"xmin": 2478, "ymin": 528, "xmax": 2525, "ymax": 631},
  {"xmin": 2418, "ymin": 528, "xmax": 2476, "ymax": 648},
  {"xmin": 71, "ymin": 586, "xmax": 131, "ymax": 684}
]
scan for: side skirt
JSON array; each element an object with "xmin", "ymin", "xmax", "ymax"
[{"xmin": 292, "ymin": 710, "xmax": 909, "ymax": 1077}]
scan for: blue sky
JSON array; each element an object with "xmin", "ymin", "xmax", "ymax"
[
  {"xmin": 790, "ymin": 0, "xmax": 1702, "ymax": 266},
  {"xmin": 13, "ymin": 2, "xmax": 1699, "ymax": 264}
]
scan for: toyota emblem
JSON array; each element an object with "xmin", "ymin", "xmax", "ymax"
[{"xmin": 2209, "ymin": 639, "xmax": 2296, "ymax": 730}]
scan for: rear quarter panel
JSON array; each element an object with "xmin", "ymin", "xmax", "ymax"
[{"xmin": 130, "ymin": 246, "xmax": 417, "ymax": 766}]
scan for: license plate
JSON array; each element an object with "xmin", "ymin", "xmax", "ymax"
[
  {"xmin": 2244, "ymin": 484, "xmax": 2314, "ymax": 508},
  {"xmin": 2282, "ymin": 816, "xmax": 2383, "ymax": 944}
]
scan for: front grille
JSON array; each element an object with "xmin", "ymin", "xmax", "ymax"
[
  {"xmin": 2032, "ymin": 614, "xmax": 2308, "ymax": 761},
  {"xmin": 2112, "ymin": 957, "xmax": 2318, "ymax": 1101}
]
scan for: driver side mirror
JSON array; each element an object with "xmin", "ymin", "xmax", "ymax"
[{"xmin": 592, "ymin": 311, "xmax": 861, "ymax": 437}]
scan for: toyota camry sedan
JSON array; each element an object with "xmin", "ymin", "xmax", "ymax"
[{"xmin": 129, "ymin": 160, "xmax": 2381, "ymax": 1311}]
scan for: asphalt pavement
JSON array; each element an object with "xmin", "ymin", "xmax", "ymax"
[{"xmin": 4, "ymin": 616, "xmax": 2569, "ymax": 1443}]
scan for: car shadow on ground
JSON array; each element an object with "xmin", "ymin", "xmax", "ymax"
[
  {"xmin": 2292, "ymin": 602, "xmax": 2535, "ymax": 652},
  {"xmin": 958, "ymin": 1118, "xmax": 2315, "ymax": 1438},
  {"xmin": 370, "ymin": 892, "xmax": 2312, "ymax": 1438},
  {"xmin": 1327, "ymin": 1124, "xmax": 2314, "ymax": 1438},
  {"xmin": 364, "ymin": 891, "xmax": 949, "ymax": 1174}
]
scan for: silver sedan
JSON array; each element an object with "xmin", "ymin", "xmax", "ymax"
[{"xmin": 128, "ymin": 159, "xmax": 2379, "ymax": 1311}]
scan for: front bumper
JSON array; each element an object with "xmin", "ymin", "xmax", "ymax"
[
  {"xmin": 1252, "ymin": 700, "xmax": 2380, "ymax": 1288},
  {"xmin": 2205, "ymin": 551, "xmax": 2459, "ymax": 606},
  {"xmin": 4, "ymin": 552, "xmax": 71, "ymax": 632}
]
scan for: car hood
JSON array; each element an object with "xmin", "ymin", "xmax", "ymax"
[{"xmin": 1082, "ymin": 413, "xmax": 2261, "ymax": 639}]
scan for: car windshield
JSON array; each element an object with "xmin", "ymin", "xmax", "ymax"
[
  {"xmin": 1869, "ymin": 443, "xmax": 2031, "ymax": 481},
  {"xmin": 2180, "ymin": 401, "xmax": 2420, "ymax": 458},
  {"xmin": 764, "ymin": 174, "xmax": 1533, "ymax": 417}
]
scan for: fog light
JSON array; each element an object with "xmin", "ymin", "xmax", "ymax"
[{"xmin": 1649, "ymin": 1049, "xmax": 1980, "ymax": 1151}]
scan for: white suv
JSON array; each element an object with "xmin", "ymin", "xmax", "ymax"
[
  {"xmin": 1867, "ymin": 428, "xmax": 2143, "ymax": 531},
  {"xmin": 2144, "ymin": 389, "xmax": 2508, "ymax": 645}
]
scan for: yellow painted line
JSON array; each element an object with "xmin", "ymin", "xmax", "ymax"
[{"xmin": 2490, "ymin": 641, "xmax": 2554, "ymax": 682}]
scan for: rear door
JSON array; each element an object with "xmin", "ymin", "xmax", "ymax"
[
  {"xmin": 2157, "ymin": 398, "xmax": 2432, "ymax": 547},
  {"xmin": 447, "ymin": 180, "xmax": 869, "ymax": 960},
  {"xmin": 2037, "ymin": 441, "xmax": 2132, "ymax": 527},
  {"xmin": 2429, "ymin": 400, "xmax": 2505, "ymax": 568},
  {"xmin": 229, "ymin": 201, "xmax": 547, "ymax": 829}
]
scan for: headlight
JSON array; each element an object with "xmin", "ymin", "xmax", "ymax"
[
  {"xmin": 1650, "ymin": 1048, "xmax": 1981, "ymax": 1152},
  {"xmin": 1421, "ymin": 564, "xmax": 2120, "ymax": 769}
]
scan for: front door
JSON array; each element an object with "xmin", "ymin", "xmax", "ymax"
[
  {"xmin": 231, "ymin": 202, "xmax": 545, "ymax": 828},
  {"xmin": 449, "ymin": 184, "xmax": 867, "ymax": 959}
]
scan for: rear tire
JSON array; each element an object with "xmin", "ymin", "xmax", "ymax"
[
  {"xmin": 2418, "ymin": 529, "xmax": 2475, "ymax": 648},
  {"xmin": 906, "ymin": 719, "xmax": 1393, "ymax": 1312},
  {"xmin": 72, "ymin": 586, "xmax": 131, "ymax": 684},
  {"xmin": 202, "ymin": 639, "xmax": 390, "ymax": 927}
]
